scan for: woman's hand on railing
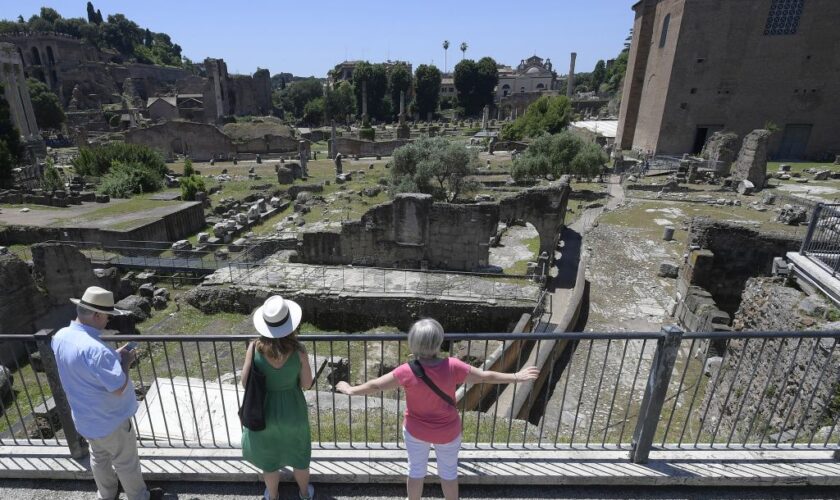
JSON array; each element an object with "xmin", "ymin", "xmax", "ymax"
[
  {"xmin": 335, "ymin": 381, "xmax": 352, "ymax": 395},
  {"xmin": 514, "ymin": 366, "xmax": 540, "ymax": 383}
]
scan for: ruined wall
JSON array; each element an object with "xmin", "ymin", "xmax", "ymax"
[
  {"xmin": 685, "ymin": 218, "xmax": 801, "ymax": 313},
  {"xmin": 297, "ymin": 184, "xmax": 569, "ymax": 272},
  {"xmin": 185, "ymin": 284, "xmax": 528, "ymax": 333},
  {"xmin": 125, "ymin": 121, "xmax": 233, "ymax": 160},
  {"xmin": 234, "ymin": 134, "xmax": 299, "ymax": 154},
  {"xmin": 0, "ymin": 43, "xmax": 40, "ymax": 140},
  {"xmin": 699, "ymin": 277, "xmax": 840, "ymax": 443},
  {"xmin": 298, "ymin": 194, "xmax": 498, "ymax": 271},
  {"xmin": 31, "ymin": 243, "xmax": 97, "ymax": 306},
  {"xmin": 330, "ymin": 137, "xmax": 411, "ymax": 157},
  {"xmin": 0, "ymin": 252, "xmax": 49, "ymax": 365}
]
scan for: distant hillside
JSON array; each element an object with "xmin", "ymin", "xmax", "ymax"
[{"xmin": 0, "ymin": 3, "xmax": 185, "ymax": 68}]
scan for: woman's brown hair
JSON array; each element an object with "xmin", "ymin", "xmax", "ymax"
[{"xmin": 256, "ymin": 332, "xmax": 303, "ymax": 361}]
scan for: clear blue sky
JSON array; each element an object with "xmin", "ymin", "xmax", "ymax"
[{"xmin": 5, "ymin": 1, "xmax": 636, "ymax": 77}]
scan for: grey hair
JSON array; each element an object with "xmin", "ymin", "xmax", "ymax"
[
  {"xmin": 77, "ymin": 305, "xmax": 97, "ymax": 321},
  {"xmin": 408, "ymin": 318, "xmax": 444, "ymax": 358}
]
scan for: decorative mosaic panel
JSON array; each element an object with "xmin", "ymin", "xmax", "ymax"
[{"xmin": 764, "ymin": 0, "xmax": 805, "ymax": 36}]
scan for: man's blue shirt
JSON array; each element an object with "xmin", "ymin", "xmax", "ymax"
[{"xmin": 52, "ymin": 321, "xmax": 138, "ymax": 439}]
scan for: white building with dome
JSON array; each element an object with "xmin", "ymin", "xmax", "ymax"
[{"xmin": 496, "ymin": 55, "xmax": 557, "ymax": 101}]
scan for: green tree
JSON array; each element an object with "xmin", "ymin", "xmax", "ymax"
[
  {"xmin": 98, "ymin": 160, "xmax": 164, "ymax": 198},
  {"xmin": 442, "ymin": 40, "xmax": 450, "ymax": 74},
  {"xmin": 388, "ymin": 63, "xmax": 412, "ymax": 119},
  {"xmin": 500, "ymin": 95, "xmax": 572, "ymax": 140},
  {"xmin": 39, "ymin": 7, "xmax": 61, "ymax": 24},
  {"xmin": 324, "ymin": 81, "xmax": 355, "ymax": 123},
  {"xmin": 86, "ymin": 2, "xmax": 97, "ymax": 24},
  {"xmin": 510, "ymin": 132, "xmax": 606, "ymax": 181},
  {"xmin": 274, "ymin": 78, "xmax": 323, "ymax": 118},
  {"xmin": 302, "ymin": 97, "xmax": 325, "ymax": 126},
  {"xmin": 102, "ymin": 14, "xmax": 142, "ymax": 55},
  {"xmin": 390, "ymin": 137, "xmax": 479, "ymax": 202},
  {"xmin": 453, "ymin": 57, "xmax": 497, "ymax": 116},
  {"xmin": 41, "ymin": 158, "xmax": 63, "ymax": 192},
  {"xmin": 459, "ymin": 42, "xmax": 468, "ymax": 60},
  {"xmin": 414, "ymin": 64, "xmax": 441, "ymax": 120},
  {"xmin": 351, "ymin": 62, "xmax": 389, "ymax": 121},
  {"xmin": 0, "ymin": 83, "xmax": 23, "ymax": 189},
  {"xmin": 27, "ymin": 78, "xmax": 65, "ymax": 130},
  {"xmin": 591, "ymin": 60, "xmax": 607, "ymax": 91}
]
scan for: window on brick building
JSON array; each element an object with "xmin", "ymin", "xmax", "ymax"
[
  {"xmin": 659, "ymin": 14, "xmax": 671, "ymax": 48},
  {"xmin": 764, "ymin": 0, "xmax": 804, "ymax": 36}
]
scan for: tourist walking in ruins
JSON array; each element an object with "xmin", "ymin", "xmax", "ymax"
[
  {"xmin": 241, "ymin": 295, "xmax": 315, "ymax": 500},
  {"xmin": 336, "ymin": 318, "xmax": 540, "ymax": 500},
  {"xmin": 52, "ymin": 286, "xmax": 164, "ymax": 500}
]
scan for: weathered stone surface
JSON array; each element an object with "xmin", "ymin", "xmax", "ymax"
[
  {"xmin": 93, "ymin": 267, "xmax": 120, "ymax": 293},
  {"xmin": 115, "ymin": 295, "xmax": 152, "ymax": 321},
  {"xmin": 731, "ymin": 129, "xmax": 772, "ymax": 190},
  {"xmin": 657, "ymin": 260, "xmax": 679, "ymax": 278},
  {"xmin": 813, "ymin": 170, "xmax": 830, "ymax": 181},
  {"xmin": 277, "ymin": 166, "xmax": 294, "ymax": 184},
  {"xmin": 701, "ymin": 131, "xmax": 740, "ymax": 176},
  {"xmin": 703, "ymin": 356, "xmax": 722, "ymax": 378},
  {"xmin": 777, "ymin": 204, "xmax": 807, "ymax": 225},
  {"xmin": 31, "ymin": 243, "xmax": 97, "ymax": 306},
  {"xmin": 152, "ymin": 295, "xmax": 168, "ymax": 310},
  {"xmin": 737, "ymin": 180, "xmax": 754, "ymax": 195},
  {"xmin": 138, "ymin": 283, "xmax": 155, "ymax": 298},
  {"xmin": 153, "ymin": 287, "xmax": 170, "ymax": 300},
  {"xmin": 700, "ymin": 277, "xmax": 840, "ymax": 443}
]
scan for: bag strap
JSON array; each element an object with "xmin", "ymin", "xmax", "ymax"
[{"xmin": 409, "ymin": 360, "xmax": 455, "ymax": 407}]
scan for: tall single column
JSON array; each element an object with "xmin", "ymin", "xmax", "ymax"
[
  {"xmin": 399, "ymin": 90, "xmax": 406, "ymax": 126},
  {"xmin": 361, "ymin": 81, "xmax": 368, "ymax": 122},
  {"xmin": 566, "ymin": 52, "xmax": 577, "ymax": 99}
]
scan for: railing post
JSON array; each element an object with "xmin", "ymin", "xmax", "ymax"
[
  {"xmin": 34, "ymin": 329, "xmax": 89, "ymax": 459},
  {"xmin": 629, "ymin": 325, "xmax": 683, "ymax": 464},
  {"xmin": 800, "ymin": 203, "xmax": 823, "ymax": 255}
]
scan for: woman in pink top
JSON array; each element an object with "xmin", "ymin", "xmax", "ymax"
[{"xmin": 336, "ymin": 318, "xmax": 539, "ymax": 500}]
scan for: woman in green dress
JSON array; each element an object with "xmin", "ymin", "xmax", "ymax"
[{"xmin": 241, "ymin": 295, "xmax": 315, "ymax": 500}]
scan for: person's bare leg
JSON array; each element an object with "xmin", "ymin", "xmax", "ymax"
[
  {"xmin": 293, "ymin": 468, "xmax": 311, "ymax": 498},
  {"xmin": 407, "ymin": 476, "xmax": 425, "ymax": 500},
  {"xmin": 263, "ymin": 470, "xmax": 281, "ymax": 500},
  {"xmin": 440, "ymin": 478, "xmax": 459, "ymax": 500}
]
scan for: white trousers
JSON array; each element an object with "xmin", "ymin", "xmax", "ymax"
[
  {"xmin": 402, "ymin": 428, "xmax": 462, "ymax": 481},
  {"xmin": 88, "ymin": 419, "xmax": 149, "ymax": 500}
]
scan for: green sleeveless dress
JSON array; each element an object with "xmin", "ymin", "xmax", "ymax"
[{"xmin": 242, "ymin": 349, "xmax": 311, "ymax": 471}]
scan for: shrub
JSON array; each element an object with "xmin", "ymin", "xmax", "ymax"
[
  {"xmin": 511, "ymin": 132, "xmax": 607, "ymax": 182},
  {"xmin": 390, "ymin": 137, "xmax": 479, "ymax": 202},
  {"xmin": 183, "ymin": 157, "xmax": 194, "ymax": 177},
  {"xmin": 41, "ymin": 158, "xmax": 63, "ymax": 192},
  {"xmin": 73, "ymin": 142, "xmax": 166, "ymax": 177},
  {"xmin": 359, "ymin": 127, "xmax": 375, "ymax": 141},
  {"xmin": 98, "ymin": 160, "xmax": 164, "ymax": 198},
  {"xmin": 179, "ymin": 174, "xmax": 206, "ymax": 201},
  {"xmin": 501, "ymin": 95, "xmax": 573, "ymax": 141}
]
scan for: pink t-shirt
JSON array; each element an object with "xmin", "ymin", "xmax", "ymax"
[{"xmin": 392, "ymin": 357, "xmax": 472, "ymax": 444}]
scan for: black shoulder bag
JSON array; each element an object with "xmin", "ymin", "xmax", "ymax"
[
  {"xmin": 409, "ymin": 359, "xmax": 455, "ymax": 407},
  {"xmin": 239, "ymin": 343, "xmax": 267, "ymax": 431}
]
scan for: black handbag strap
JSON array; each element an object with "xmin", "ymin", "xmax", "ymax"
[{"xmin": 409, "ymin": 360, "xmax": 455, "ymax": 407}]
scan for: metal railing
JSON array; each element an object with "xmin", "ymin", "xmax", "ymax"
[
  {"xmin": 800, "ymin": 203, "xmax": 840, "ymax": 276},
  {"xmin": 1, "ymin": 328, "xmax": 839, "ymax": 464}
]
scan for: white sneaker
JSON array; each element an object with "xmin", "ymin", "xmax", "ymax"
[{"xmin": 299, "ymin": 483, "xmax": 315, "ymax": 499}]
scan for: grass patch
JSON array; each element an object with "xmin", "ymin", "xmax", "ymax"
[{"xmin": 503, "ymin": 234, "xmax": 540, "ymax": 275}]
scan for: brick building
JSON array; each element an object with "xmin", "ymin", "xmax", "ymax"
[{"xmin": 616, "ymin": 0, "xmax": 840, "ymax": 160}]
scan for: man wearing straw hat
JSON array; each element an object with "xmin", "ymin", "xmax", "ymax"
[{"xmin": 52, "ymin": 286, "xmax": 163, "ymax": 500}]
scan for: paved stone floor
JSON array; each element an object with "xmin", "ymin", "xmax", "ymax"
[{"xmin": 1, "ymin": 479, "xmax": 838, "ymax": 499}]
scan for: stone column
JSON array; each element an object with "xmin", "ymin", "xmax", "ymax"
[
  {"xmin": 481, "ymin": 105, "xmax": 489, "ymax": 131},
  {"xmin": 399, "ymin": 90, "xmax": 406, "ymax": 126},
  {"xmin": 361, "ymin": 81, "xmax": 368, "ymax": 122},
  {"xmin": 330, "ymin": 120, "xmax": 337, "ymax": 159},
  {"xmin": 566, "ymin": 52, "xmax": 577, "ymax": 99},
  {"xmin": 298, "ymin": 140, "xmax": 309, "ymax": 177}
]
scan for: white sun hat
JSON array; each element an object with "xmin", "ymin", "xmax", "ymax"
[
  {"xmin": 252, "ymin": 295, "xmax": 302, "ymax": 338},
  {"xmin": 70, "ymin": 286, "xmax": 128, "ymax": 316}
]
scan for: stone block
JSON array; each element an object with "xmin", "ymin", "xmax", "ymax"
[
  {"xmin": 115, "ymin": 295, "xmax": 152, "ymax": 321},
  {"xmin": 658, "ymin": 261, "xmax": 680, "ymax": 279}
]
